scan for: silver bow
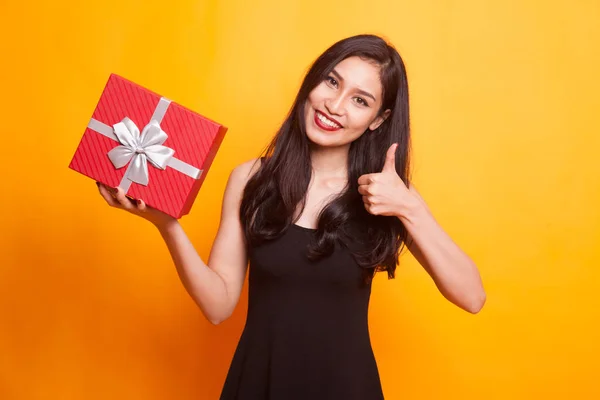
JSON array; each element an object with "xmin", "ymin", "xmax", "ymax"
[{"xmin": 107, "ymin": 117, "xmax": 175, "ymax": 186}]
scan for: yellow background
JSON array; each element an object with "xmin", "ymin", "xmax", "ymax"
[{"xmin": 1, "ymin": 0, "xmax": 598, "ymax": 398}]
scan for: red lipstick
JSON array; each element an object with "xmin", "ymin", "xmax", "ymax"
[{"xmin": 314, "ymin": 110, "xmax": 342, "ymax": 132}]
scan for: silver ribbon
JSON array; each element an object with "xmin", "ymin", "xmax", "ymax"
[
  {"xmin": 108, "ymin": 117, "xmax": 174, "ymax": 185},
  {"xmin": 87, "ymin": 97, "xmax": 203, "ymax": 193}
]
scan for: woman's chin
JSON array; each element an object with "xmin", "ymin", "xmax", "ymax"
[
  {"xmin": 306, "ymin": 130, "xmax": 339, "ymax": 147},
  {"xmin": 307, "ymin": 127, "xmax": 364, "ymax": 149}
]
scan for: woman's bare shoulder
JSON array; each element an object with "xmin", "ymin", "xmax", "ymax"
[{"xmin": 228, "ymin": 158, "xmax": 263, "ymax": 187}]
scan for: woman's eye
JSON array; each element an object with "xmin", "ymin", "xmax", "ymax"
[
  {"xmin": 354, "ymin": 97, "xmax": 368, "ymax": 106},
  {"xmin": 326, "ymin": 76, "xmax": 338, "ymax": 87}
]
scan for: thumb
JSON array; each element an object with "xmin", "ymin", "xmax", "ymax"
[{"xmin": 382, "ymin": 143, "xmax": 398, "ymax": 173}]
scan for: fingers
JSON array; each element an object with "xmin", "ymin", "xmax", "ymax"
[
  {"xmin": 382, "ymin": 143, "xmax": 398, "ymax": 173},
  {"xmin": 358, "ymin": 184, "xmax": 377, "ymax": 196},
  {"xmin": 136, "ymin": 198, "xmax": 147, "ymax": 212},
  {"xmin": 357, "ymin": 174, "xmax": 374, "ymax": 186},
  {"xmin": 97, "ymin": 182, "xmax": 144, "ymax": 212},
  {"xmin": 113, "ymin": 187, "xmax": 135, "ymax": 211},
  {"xmin": 97, "ymin": 182, "xmax": 119, "ymax": 207}
]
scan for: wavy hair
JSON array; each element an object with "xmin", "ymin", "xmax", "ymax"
[{"xmin": 240, "ymin": 34, "xmax": 412, "ymax": 282}]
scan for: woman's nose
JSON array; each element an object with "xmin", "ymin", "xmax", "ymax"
[{"xmin": 324, "ymin": 93, "xmax": 345, "ymax": 116}]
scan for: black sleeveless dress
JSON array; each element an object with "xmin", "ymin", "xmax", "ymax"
[{"xmin": 219, "ymin": 223, "xmax": 384, "ymax": 399}]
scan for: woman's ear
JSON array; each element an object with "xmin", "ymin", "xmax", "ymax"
[{"xmin": 369, "ymin": 109, "xmax": 391, "ymax": 131}]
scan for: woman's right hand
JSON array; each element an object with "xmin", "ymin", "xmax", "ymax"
[{"xmin": 96, "ymin": 182, "xmax": 177, "ymax": 228}]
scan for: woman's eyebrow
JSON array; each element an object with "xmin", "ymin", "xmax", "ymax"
[
  {"xmin": 331, "ymin": 69, "xmax": 376, "ymax": 101},
  {"xmin": 331, "ymin": 69, "xmax": 345, "ymax": 83},
  {"xmin": 356, "ymin": 89, "xmax": 376, "ymax": 102}
]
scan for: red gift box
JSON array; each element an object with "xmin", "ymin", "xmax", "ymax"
[{"xmin": 69, "ymin": 73, "xmax": 227, "ymax": 219}]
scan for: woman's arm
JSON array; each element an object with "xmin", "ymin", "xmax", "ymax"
[
  {"xmin": 357, "ymin": 144, "xmax": 485, "ymax": 314},
  {"xmin": 401, "ymin": 185, "xmax": 486, "ymax": 314},
  {"xmin": 157, "ymin": 160, "xmax": 260, "ymax": 324},
  {"xmin": 99, "ymin": 158, "xmax": 261, "ymax": 325}
]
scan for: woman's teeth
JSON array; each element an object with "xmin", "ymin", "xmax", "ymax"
[{"xmin": 317, "ymin": 112, "xmax": 341, "ymax": 128}]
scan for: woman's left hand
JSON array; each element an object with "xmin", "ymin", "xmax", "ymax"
[{"xmin": 357, "ymin": 143, "xmax": 421, "ymax": 218}]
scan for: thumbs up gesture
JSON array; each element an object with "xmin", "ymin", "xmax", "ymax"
[{"xmin": 357, "ymin": 143, "xmax": 419, "ymax": 217}]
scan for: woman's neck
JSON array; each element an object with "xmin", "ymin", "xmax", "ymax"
[{"xmin": 309, "ymin": 143, "xmax": 349, "ymax": 181}]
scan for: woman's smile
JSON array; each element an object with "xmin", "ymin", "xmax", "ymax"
[{"xmin": 314, "ymin": 110, "xmax": 343, "ymax": 131}]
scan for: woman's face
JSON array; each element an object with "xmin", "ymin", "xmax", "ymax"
[{"xmin": 304, "ymin": 56, "xmax": 390, "ymax": 148}]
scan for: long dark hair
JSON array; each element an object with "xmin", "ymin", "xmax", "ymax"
[{"xmin": 240, "ymin": 34, "xmax": 412, "ymax": 282}]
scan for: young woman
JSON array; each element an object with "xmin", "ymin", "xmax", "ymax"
[{"xmin": 97, "ymin": 34, "xmax": 485, "ymax": 399}]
